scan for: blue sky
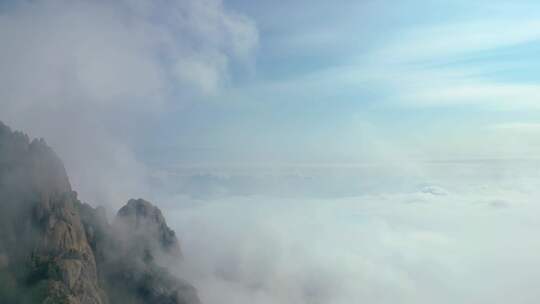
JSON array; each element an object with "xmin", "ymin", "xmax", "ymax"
[
  {"xmin": 1, "ymin": 0, "xmax": 540, "ymax": 202},
  {"xmin": 143, "ymin": 0, "xmax": 540, "ymax": 165}
]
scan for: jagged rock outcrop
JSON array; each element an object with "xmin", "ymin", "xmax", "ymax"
[
  {"xmin": 0, "ymin": 122, "xmax": 105, "ymax": 304},
  {"xmin": 115, "ymin": 198, "xmax": 182, "ymax": 260},
  {"xmin": 0, "ymin": 121, "xmax": 200, "ymax": 304},
  {"xmin": 105, "ymin": 199, "xmax": 198, "ymax": 304},
  {"xmin": 33, "ymin": 191, "xmax": 106, "ymax": 304},
  {"xmin": 77, "ymin": 199, "xmax": 200, "ymax": 304}
]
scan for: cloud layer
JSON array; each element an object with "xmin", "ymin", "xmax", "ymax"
[{"xmin": 166, "ymin": 161, "xmax": 540, "ymax": 304}]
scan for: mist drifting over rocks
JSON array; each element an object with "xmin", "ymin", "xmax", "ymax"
[
  {"xmin": 0, "ymin": 0, "xmax": 258, "ymax": 210},
  {"xmin": 3, "ymin": 118, "xmax": 540, "ymax": 304},
  {"xmin": 2, "ymin": 1, "xmax": 540, "ymax": 303},
  {"xmin": 0, "ymin": 121, "xmax": 198, "ymax": 304}
]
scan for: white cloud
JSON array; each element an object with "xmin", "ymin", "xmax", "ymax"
[
  {"xmin": 380, "ymin": 19, "xmax": 540, "ymax": 63},
  {"xmin": 0, "ymin": 0, "xmax": 258, "ymax": 207},
  {"xmin": 402, "ymin": 83, "xmax": 540, "ymax": 109},
  {"xmin": 490, "ymin": 123, "xmax": 540, "ymax": 132},
  {"xmin": 166, "ymin": 162, "xmax": 540, "ymax": 304}
]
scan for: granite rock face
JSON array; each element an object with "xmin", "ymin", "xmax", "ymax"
[
  {"xmin": 109, "ymin": 199, "xmax": 199, "ymax": 304},
  {"xmin": 33, "ymin": 191, "xmax": 106, "ymax": 304},
  {"xmin": 0, "ymin": 121, "xmax": 200, "ymax": 304},
  {"xmin": 116, "ymin": 198, "xmax": 182, "ymax": 259}
]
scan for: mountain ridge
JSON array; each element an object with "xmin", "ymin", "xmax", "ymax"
[{"xmin": 0, "ymin": 121, "xmax": 200, "ymax": 304}]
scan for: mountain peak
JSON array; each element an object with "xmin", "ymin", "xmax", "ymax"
[
  {"xmin": 116, "ymin": 198, "xmax": 182, "ymax": 259},
  {"xmin": 0, "ymin": 122, "xmax": 199, "ymax": 304}
]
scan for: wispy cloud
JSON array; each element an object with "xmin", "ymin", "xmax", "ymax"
[
  {"xmin": 379, "ymin": 19, "xmax": 540, "ymax": 63},
  {"xmin": 490, "ymin": 122, "xmax": 540, "ymax": 132},
  {"xmin": 369, "ymin": 13, "xmax": 540, "ymax": 109}
]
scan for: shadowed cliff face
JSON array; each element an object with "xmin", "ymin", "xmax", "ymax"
[
  {"xmin": 0, "ymin": 121, "xmax": 199, "ymax": 304},
  {"xmin": 80, "ymin": 198, "xmax": 200, "ymax": 304},
  {"xmin": 115, "ymin": 198, "xmax": 182, "ymax": 261},
  {"xmin": 0, "ymin": 121, "xmax": 102, "ymax": 304}
]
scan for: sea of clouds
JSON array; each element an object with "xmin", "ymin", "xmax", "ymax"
[
  {"xmin": 149, "ymin": 160, "xmax": 540, "ymax": 304},
  {"xmin": 2, "ymin": 1, "xmax": 540, "ymax": 303}
]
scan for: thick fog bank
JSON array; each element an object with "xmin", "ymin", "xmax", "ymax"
[{"xmin": 162, "ymin": 162, "xmax": 540, "ymax": 304}]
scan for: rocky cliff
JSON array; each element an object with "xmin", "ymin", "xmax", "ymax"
[{"xmin": 0, "ymin": 121, "xmax": 200, "ymax": 304}]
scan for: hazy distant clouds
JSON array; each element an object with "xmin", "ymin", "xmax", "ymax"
[{"xmin": 170, "ymin": 169, "xmax": 540, "ymax": 304}]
